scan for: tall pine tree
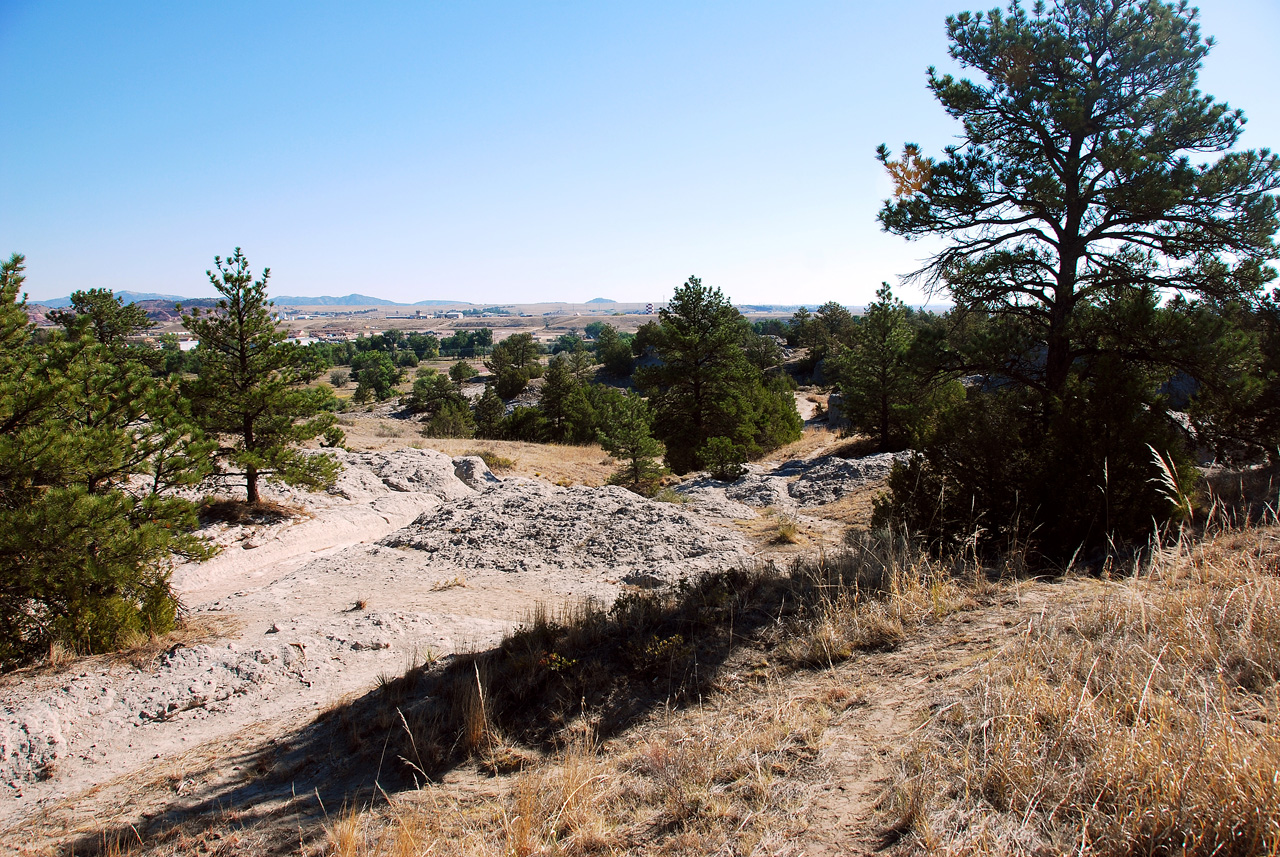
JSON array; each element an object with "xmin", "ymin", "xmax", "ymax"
[
  {"xmin": 183, "ymin": 249, "xmax": 341, "ymax": 505},
  {"xmin": 637, "ymin": 277, "xmax": 801, "ymax": 474}
]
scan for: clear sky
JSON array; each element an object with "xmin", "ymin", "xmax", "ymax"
[{"xmin": 3, "ymin": 1, "xmax": 1277, "ymax": 306}]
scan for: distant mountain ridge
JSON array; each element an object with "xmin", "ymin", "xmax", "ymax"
[
  {"xmin": 271, "ymin": 294, "xmax": 397, "ymax": 306},
  {"xmin": 34, "ymin": 292, "xmax": 472, "ymax": 308},
  {"xmin": 38, "ymin": 290, "xmax": 198, "ymax": 308}
]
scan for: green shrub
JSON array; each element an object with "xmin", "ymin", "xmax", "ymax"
[
  {"xmin": 874, "ymin": 375, "xmax": 1197, "ymax": 558},
  {"xmin": 699, "ymin": 436, "xmax": 747, "ymax": 482}
]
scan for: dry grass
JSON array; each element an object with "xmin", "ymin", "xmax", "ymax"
[
  {"xmin": 322, "ymin": 684, "xmax": 833, "ymax": 857},
  {"xmin": 464, "ymin": 449, "xmax": 517, "ymax": 472},
  {"xmin": 425, "ymin": 439, "xmax": 611, "ymax": 486},
  {"xmin": 759, "ymin": 425, "xmax": 843, "ymax": 464},
  {"xmin": 776, "ymin": 530, "xmax": 974, "ymax": 668},
  {"xmin": 16, "ymin": 615, "xmax": 241, "ymax": 677},
  {"xmin": 310, "ymin": 532, "xmax": 994, "ymax": 857},
  {"xmin": 339, "ymin": 426, "xmax": 614, "ymax": 487},
  {"xmin": 890, "ymin": 524, "xmax": 1280, "ymax": 856},
  {"xmin": 106, "ymin": 616, "xmax": 237, "ymax": 670},
  {"xmin": 1203, "ymin": 462, "xmax": 1280, "ymax": 526},
  {"xmin": 651, "ymin": 486, "xmax": 689, "ymax": 504},
  {"xmin": 800, "ymin": 485, "xmax": 885, "ymax": 530},
  {"xmin": 198, "ymin": 497, "xmax": 307, "ymax": 526},
  {"xmin": 771, "ymin": 509, "xmax": 802, "ymax": 544},
  {"xmin": 46, "ymin": 639, "xmax": 76, "ymax": 670}
]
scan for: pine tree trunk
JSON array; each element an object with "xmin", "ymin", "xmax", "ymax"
[
  {"xmin": 879, "ymin": 389, "xmax": 891, "ymax": 454},
  {"xmin": 244, "ymin": 415, "xmax": 258, "ymax": 505}
]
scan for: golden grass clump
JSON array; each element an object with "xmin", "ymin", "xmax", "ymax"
[
  {"xmin": 778, "ymin": 531, "xmax": 972, "ymax": 667},
  {"xmin": 463, "ymin": 448, "xmax": 517, "ymax": 472},
  {"xmin": 324, "ymin": 688, "xmax": 830, "ymax": 857},
  {"xmin": 890, "ymin": 524, "xmax": 1280, "ymax": 856},
  {"xmin": 770, "ymin": 508, "xmax": 802, "ymax": 544}
]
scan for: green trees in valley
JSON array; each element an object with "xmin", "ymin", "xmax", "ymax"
[
  {"xmin": 350, "ymin": 351, "xmax": 406, "ymax": 401},
  {"xmin": 593, "ymin": 323, "xmax": 635, "ymax": 377},
  {"xmin": 183, "ymin": 249, "xmax": 342, "ymax": 505},
  {"xmin": 474, "ymin": 383, "xmax": 506, "ymax": 439},
  {"xmin": 408, "ymin": 371, "xmax": 475, "ymax": 438},
  {"xmin": 485, "ymin": 332, "xmax": 543, "ymax": 399}
]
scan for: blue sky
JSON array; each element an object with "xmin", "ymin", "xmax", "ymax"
[{"xmin": 3, "ymin": 1, "xmax": 1277, "ymax": 306}]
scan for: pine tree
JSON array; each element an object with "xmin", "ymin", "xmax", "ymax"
[
  {"xmin": 873, "ymin": 0, "xmax": 1279, "ymax": 552},
  {"xmin": 567, "ymin": 342, "xmax": 595, "ymax": 382},
  {"xmin": 637, "ymin": 277, "xmax": 801, "ymax": 474},
  {"xmin": 448, "ymin": 359, "xmax": 478, "ymax": 385},
  {"xmin": 183, "ymin": 249, "xmax": 341, "ymax": 505},
  {"xmin": 0, "ymin": 255, "xmax": 213, "ymax": 664},
  {"xmin": 830, "ymin": 284, "xmax": 937, "ymax": 451},
  {"xmin": 599, "ymin": 393, "xmax": 666, "ymax": 496},
  {"xmin": 878, "ymin": 0, "xmax": 1279, "ymax": 400},
  {"xmin": 485, "ymin": 332, "xmax": 543, "ymax": 399},
  {"xmin": 49, "ymin": 288, "xmax": 154, "ymax": 347},
  {"xmin": 539, "ymin": 355, "xmax": 579, "ymax": 442},
  {"xmin": 474, "ymin": 383, "xmax": 506, "ymax": 439},
  {"xmin": 594, "ymin": 324, "xmax": 635, "ymax": 377}
]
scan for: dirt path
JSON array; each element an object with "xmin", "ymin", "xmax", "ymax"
[
  {"xmin": 2, "ymin": 431, "xmax": 945, "ymax": 855},
  {"xmin": 0, "ymin": 449, "xmax": 762, "ymax": 851},
  {"xmin": 801, "ymin": 578, "xmax": 1101, "ymax": 854}
]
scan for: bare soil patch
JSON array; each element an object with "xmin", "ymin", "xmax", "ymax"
[{"xmin": 0, "ymin": 436, "xmax": 1005, "ymax": 856}]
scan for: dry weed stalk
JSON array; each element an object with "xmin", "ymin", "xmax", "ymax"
[{"xmin": 891, "ymin": 524, "xmax": 1280, "ymax": 856}]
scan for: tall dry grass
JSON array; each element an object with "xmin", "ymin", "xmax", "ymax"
[
  {"xmin": 318, "ymin": 530, "xmax": 992, "ymax": 857},
  {"xmin": 325, "ymin": 690, "xmax": 831, "ymax": 857},
  {"xmin": 776, "ymin": 529, "xmax": 978, "ymax": 667},
  {"xmin": 890, "ymin": 524, "xmax": 1280, "ymax": 856}
]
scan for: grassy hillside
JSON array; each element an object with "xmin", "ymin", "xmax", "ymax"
[{"xmin": 70, "ymin": 515, "xmax": 1278, "ymax": 856}]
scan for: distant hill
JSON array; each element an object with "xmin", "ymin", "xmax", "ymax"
[
  {"xmin": 271, "ymin": 294, "xmax": 399, "ymax": 306},
  {"xmin": 586, "ymin": 297, "xmax": 615, "ymax": 304},
  {"xmin": 273, "ymin": 295, "xmax": 472, "ymax": 307},
  {"xmin": 39, "ymin": 290, "xmax": 199, "ymax": 308},
  {"xmin": 35, "ymin": 291, "xmax": 474, "ymax": 310}
]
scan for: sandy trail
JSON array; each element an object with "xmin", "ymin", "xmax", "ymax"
[
  {"xmin": 0, "ymin": 447, "xmax": 758, "ymax": 845},
  {"xmin": 0, "ymin": 434, "xmax": 906, "ymax": 853}
]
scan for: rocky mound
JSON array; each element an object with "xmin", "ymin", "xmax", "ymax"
[
  {"xmin": 327, "ymin": 447, "xmax": 480, "ymax": 502},
  {"xmin": 780, "ymin": 452, "xmax": 912, "ymax": 506},
  {"xmin": 383, "ymin": 479, "xmax": 749, "ymax": 583},
  {"xmin": 2, "ymin": 450, "xmax": 755, "ymax": 806},
  {"xmin": 676, "ymin": 451, "xmax": 913, "ymax": 512},
  {"xmin": 1, "ymin": 640, "xmax": 302, "ymax": 791}
]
